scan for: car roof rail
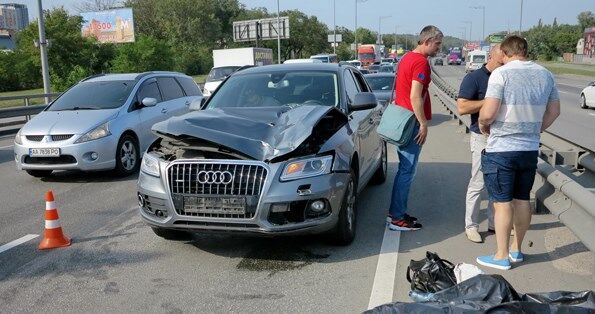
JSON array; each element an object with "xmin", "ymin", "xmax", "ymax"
[
  {"xmin": 136, "ymin": 71, "xmax": 183, "ymax": 80},
  {"xmin": 80, "ymin": 73, "xmax": 107, "ymax": 82}
]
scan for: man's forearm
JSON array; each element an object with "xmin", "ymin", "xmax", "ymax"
[
  {"xmin": 457, "ymin": 99, "xmax": 484, "ymax": 115},
  {"xmin": 541, "ymin": 102, "xmax": 561, "ymax": 131},
  {"xmin": 411, "ymin": 96, "xmax": 427, "ymax": 126}
]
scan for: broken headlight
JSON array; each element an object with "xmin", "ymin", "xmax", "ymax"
[
  {"xmin": 141, "ymin": 153, "xmax": 161, "ymax": 177},
  {"xmin": 280, "ymin": 155, "xmax": 333, "ymax": 181}
]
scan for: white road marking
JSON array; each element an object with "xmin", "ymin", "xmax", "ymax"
[
  {"xmin": 589, "ymin": 112, "xmax": 595, "ymax": 117},
  {"xmin": 0, "ymin": 144, "xmax": 14, "ymax": 149},
  {"xmin": 558, "ymin": 90, "xmax": 573, "ymax": 95},
  {"xmin": 0, "ymin": 234, "xmax": 39, "ymax": 254},
  {"xmin": 368, "ymin": 226, "xmax": 401, "ymax": 310}
]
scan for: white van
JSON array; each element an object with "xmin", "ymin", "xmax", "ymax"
[
  {"xmin": 283, "ymin": 58, "xmax": 323, "ymax": 64},
  {"xmin": 465, "ymin": 50, "xmax": 488, "ymax": 72}
]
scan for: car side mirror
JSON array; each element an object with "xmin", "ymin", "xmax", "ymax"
[
  {"xmin": 590, "ymin": 82, "xmax": 595, "ymax": 87},
  {"xmin": 349, "ymin": 92, "xmax": 377, "ymax": 111},
  {"xmin": 141, "ymin": 97, "xmax": 158, "ymax": 107},
  {"xmin": 189, "ymin": 96, "xmax": 205, "ymax": 111}
]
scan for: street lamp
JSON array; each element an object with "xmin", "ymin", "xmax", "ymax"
[
  {"xmin": 519, "ymin": 0, "xmax": 524, "ymax": 35},
  {"xmin": 460, "ymin": 26, "xmax": 467, "ymax": 42},
  {"xmin": 378, "ymin": 15, "xmax": 392, "ymax": 45},
  {"xmin": 276, "ymin": 0, "xmax": 281, "ymax": 64},
  {"xmin": 36, "ymin": 0, "xmax": 51, "ymax": 103},
  {"xmin": 462, "ymin": 20, "xmax": 472, "ymax": 42},
  {"xmin": 470, "ymin": 5, "xmax": 485, "ymax": 42},
  {"xmin": 332, "ymin": 0, "xmax": 336, "ymax": 54},
  {"xmin": 354, "ymin": 0, "xmax": 369, "ymax": 59}
]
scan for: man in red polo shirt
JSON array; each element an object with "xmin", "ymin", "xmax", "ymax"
[{"xmin": 388, "ymin": 25, "xmax": 443, "ymax": 231}]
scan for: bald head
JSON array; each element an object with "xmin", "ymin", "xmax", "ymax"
[{"xmin": 487, "ymin": 44, "xmax": 504, "ymax": 70}]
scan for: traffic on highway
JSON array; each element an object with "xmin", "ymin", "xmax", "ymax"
[{"xmin": 0, "ymin": 0, "xmax": 594, "ymax": 313}]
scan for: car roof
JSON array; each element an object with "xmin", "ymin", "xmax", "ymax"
[
  {"xmin": 232, "ymin": 63, "xmax": 345, "ymax": 75},
  {"xmin": 82, "ymin": 71, "xmax": 188, "ymax": 83}
]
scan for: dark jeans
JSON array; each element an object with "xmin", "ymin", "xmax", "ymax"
[
  {"xmin": 389, "ymin": 123, "xmax": 421, "ymax": 219},
  {"xmin": 481, "ymin": 150, "xmax": 538, "ymax": 202}
]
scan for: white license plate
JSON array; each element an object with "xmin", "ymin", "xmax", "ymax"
[{"xmin": 29, "ymin": 148, "xmax": 60, "ymax": 157}]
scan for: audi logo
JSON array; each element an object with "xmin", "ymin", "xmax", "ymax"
[{"xmin": 197, "ymin": 170, "xmax": 234, "ymax": 184}]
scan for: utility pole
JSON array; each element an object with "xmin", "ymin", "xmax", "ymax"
[
  {"xmin": 519, "ymin": 0, "xmax": 524, "ymax": 35},
  {"xmin": 276, "ymin": 0, "xmax": 281, "ymax": 64},
  {"xmin": 470, "ymin": 5, "xmax": 485, "ymax": 42},
  {"xmin": 333, "ymin": 0, "xmax": 336, "ymax": 54},
  {"xmin": 36, "ymin": 0, "xmax": 51, "ymax": 104}
]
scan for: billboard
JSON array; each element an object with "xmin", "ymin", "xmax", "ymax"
[
  {"xmin": 488, "ymin": 34, "xmax": 505, "ymax": 44},
  {"xmin": 233, "ymin": 17, "xmax": 289, "ymax": 42},
  {"xmin": 81, "ymin": 8, "xmax": 135, "ymax": 43}
]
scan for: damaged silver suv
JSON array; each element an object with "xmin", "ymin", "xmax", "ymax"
[{"xmin": 137, "ymin": 64, "xmax": 387, "ymax": 245}]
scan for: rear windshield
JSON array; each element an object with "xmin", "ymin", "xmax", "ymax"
[
  {"xmin": 206, "ymin": 66, "xmax": 240, "ymax": 82},
  {"xmin": 47, "ymin": 80, "xmax": 135, "ymax": 111}
]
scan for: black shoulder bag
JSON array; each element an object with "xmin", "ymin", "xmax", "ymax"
[{"xmin": 406, "ymin": 251, "xmax": 457, "ymax": 293}]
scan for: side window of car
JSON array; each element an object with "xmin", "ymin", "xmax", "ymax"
[
  {"xmin": 351, "ymin": 70, "xmax": 370, "ymax": 92},
  {"xmin": 343, "ymin": 70, "xmax": 360, "ymax": 104},
  {"xmin": 157, "ymin": 77, "xmax": 185, "ymax": 101},
  {"xmin": 137, "ymin": 79, "xmax": 162, "ymax": 103},
  {"xmin": 176, "ymin": 77, "xmax": 202, "ymax": 96}
]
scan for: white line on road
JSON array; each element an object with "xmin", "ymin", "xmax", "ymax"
[
  {"xmin": 589, "ymin": 112, "xmax": 595, "ymax": 117},
  {"xmin": 558, "ymin": 90, "xmax": 574, "ymax": 95},
  {"xmin": 368, "ymin": 226, "xmax": 401, "ymax": 310},
  {"xmin": 0, "ymin": 144, "xmax": 14, "ymax": 149},
  {"xmin": 0, "ymin": 234, "xmax": 39, "ymax": 254}
]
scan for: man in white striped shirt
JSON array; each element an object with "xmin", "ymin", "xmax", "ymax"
[{"xmin": 476, "ymin": 35, "xmax": 560, "ymax": 270}]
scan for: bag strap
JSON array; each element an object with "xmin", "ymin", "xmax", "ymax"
[{"xmin": 406, "ymin": 266, "xmax": 413, "ymax": 283}]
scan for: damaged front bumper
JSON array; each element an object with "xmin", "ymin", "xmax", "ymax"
[{"xmin": 137, "ymin": 158, "xmax": 350, "ymax": 236}]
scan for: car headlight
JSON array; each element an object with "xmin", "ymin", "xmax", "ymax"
[
  {"xmin": 280, "ymin": 155, "xmax": 333, "ymax": 181},
  {"xmin": 141, "ymin": 153, "xmax": 161, "ymax": 177},
  {"xmin": 74, "ymin": 122, "xmax": 111, "ymax": 144},
  {"xmin": 14, "ymin": 129, "xmax": 22, "ymax": 145}
]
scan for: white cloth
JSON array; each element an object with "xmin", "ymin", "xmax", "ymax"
[{"xmin": 454, "ymin": 263, "xmax": 485, "ymax": 283}]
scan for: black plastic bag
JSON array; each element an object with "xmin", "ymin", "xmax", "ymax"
[{"xmin": 406, "ymin": 251, "xmax": 457, "ymax": 293}]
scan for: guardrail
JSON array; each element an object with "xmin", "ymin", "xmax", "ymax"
[
  {"xmin": 0, "ymin": 93, "xmax": 59, "ymax": 135},
  {"xmin": 431, "ymin": 70, "xmax": 595, "ymax": 253}
]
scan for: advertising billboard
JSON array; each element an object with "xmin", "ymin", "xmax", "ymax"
[{"xmin": 81, "ymin": 8, "xmax": 135, "ymax": 43}]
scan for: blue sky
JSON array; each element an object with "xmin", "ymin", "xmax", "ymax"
[{"xmin": 5, "ymin": 0, "xmax": 594, "ymax": 40}]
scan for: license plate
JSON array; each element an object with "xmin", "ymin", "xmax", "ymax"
[
  {"xmin": 29, "ymin": 148, "xmax": 60, "ymax": 157},
  {"xmin": 184, "ymin": 196, "xmax": 246, "ymax": 215}
]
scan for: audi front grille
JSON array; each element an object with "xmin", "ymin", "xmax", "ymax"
[{"xmin": 167, "ymin": 162, "xmax": 268, "ymax": 219}]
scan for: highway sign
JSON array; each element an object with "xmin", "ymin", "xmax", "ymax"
[
  {"xmin": 233, "ymin": 17, "xmax": 290, "ymax": 42},
  {"xmin": 328, "ymin": 34, "xmax": 342, "ymax": 43}
]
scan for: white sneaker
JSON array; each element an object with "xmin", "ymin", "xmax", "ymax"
[{"xmin": 465, "ymin": 228, "xmax": 482, "ymax": 243}]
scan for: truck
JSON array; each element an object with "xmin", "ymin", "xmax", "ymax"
[
  {"xmin": 358, "ymin": 44, "xmax": 383, "ymax": 68},
  {"xmin": 465, "ymin": 50, "xmax": 488, "ymax": 72},
  {"xmin": 204, "ymin": 47, "xmax": 273, "ymax": 96},
  {"xmin": 448, "ymin": 51, "xmax": 462, "ymax": 65}
]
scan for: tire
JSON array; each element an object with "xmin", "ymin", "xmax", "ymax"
[
  {"xmin": 581, "ymin": 94, "xmax": 588, "ymax": 109},
  {"xmin": 26, "ymin": 170, "xmax": 53, "ymax": 177},
  {"xmin": 114, "ymin": 134, "xmax": 140, "ymax": 176},
  {"xmin": 371, "ymin": 142, "xmax": 387, "ymax": 184},
  {"xmin": 329, "ymin": 170, "xmax": 357, "ymax": 245},
  {"xmin": 151, "ymin": 227, "xmax": 192, "ymax": 241}
]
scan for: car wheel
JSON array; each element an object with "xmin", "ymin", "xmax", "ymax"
[
  {"xmin": 26, "ymin": 170, "xmax": 53, "ymax": 178},
  {"xmin": 371, "ymin": 142, "xmax": 387, "ymax": 184},
  {"xmin": 115, "ymin": 134, "xmax": 140, "ymax": 176},
  {"xmin": 581, "ymin": 94, "xmax": 588, "ymax": 109},
  {"xmin": 151, "ymin": 227, "xmax": 192, "ymax": 241},
  {"xmin": 330, "ymin": 170, "xmax": 357, "ymax": 245}
]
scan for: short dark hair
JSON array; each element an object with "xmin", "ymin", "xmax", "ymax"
[
  {"xmin": 500, "ymin": 35, "xmax": 528, "ymax": 57},
  {"xmin": 417, "ymin": 25, "xmax": 443, "ymax": 45}
]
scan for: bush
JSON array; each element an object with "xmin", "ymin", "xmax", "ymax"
[{"xmin": 111, "ymin": 34, "xmax": 174, "ymax": 73}]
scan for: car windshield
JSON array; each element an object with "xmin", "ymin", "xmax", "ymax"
[
  {"xmin": 358, "ymin": 53, "xmax": 375, "ymax": 60},
  {"xmin": 310, "ymin": 56, "xmax": 329, "ymax": 63},
  {"xmin": 206, "ymin": 71, "xmax": 339, "ymax": 109},
  {"xmin": 206, "ymin": 66, "xmax": 240, "ymax": 82},
  {"xmin": 47, "ymin": 80, "xmax": 135, "ymax": 111},
  {"xmin": 366, "ymin": 76, "xmax": 394, "ymax": 91},
  {"xmin": 472, "ymin": 55, "xmax": 486, "ymax": 63},
  {"xmin": 368, "ymin": 65, "xmax": 380, "ymax": 70}
]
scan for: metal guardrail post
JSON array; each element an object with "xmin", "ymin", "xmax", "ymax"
[{"xmin": 24, "ymin": 97, "xmax": 31, "ymax": 121}]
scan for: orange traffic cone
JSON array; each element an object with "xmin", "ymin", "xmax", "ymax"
[{"xmin": 38, "ymin": 190, "xmax": 71, "ymax": 250}]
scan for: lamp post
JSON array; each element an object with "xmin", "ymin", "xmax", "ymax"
[
  {"xmin": 332, "ymin": 0, "xmax": 336, "ymax": 54},
  {"xmin": 36, "ymin": 0, "xmax": 51, "ymax": 103},
  {"xmin": 470, "ymin": 5, "xmax": 485, "ymax": 42},
  {"xmin": 378, "ymin": 15, "xmax": 392, "ymax": 45},
  {"xmin": 460, "ymin": 26, "xmax": 467, "ymax": 43},
  {"xmin": 519, "ymin": 0, "xmax": 524, "ymax": 35},
  {"xmin": 462, "ymin": 20, "xmax": 472, "ymax": 42},
  {"xmin": 354, "ymin": 0, "xmax": 368, "ymax": 59},
  {"xmin": 276, "ymin": 0, "xmax": 281, "ymax": 64}
]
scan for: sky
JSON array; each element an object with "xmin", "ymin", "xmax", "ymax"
[{"xmin": 4, "ymin": 0, "xmax": 594, "ymax": 41}]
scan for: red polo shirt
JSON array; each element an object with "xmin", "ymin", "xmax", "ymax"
[{"xmin": 394, "ymin": 51, "xmax": 432, "ymax": 120}]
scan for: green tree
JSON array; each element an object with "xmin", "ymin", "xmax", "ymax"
[
  {"xmin": 355, "ymin": 27, "xmax": 376, "ymax": 44},
  {"xmin": 111, "ymin": 34, "xmax": 174, "ymax": 72},
  {"xmin": 577, "ymin": 11, "xmax": 595, "ymax": 32}
]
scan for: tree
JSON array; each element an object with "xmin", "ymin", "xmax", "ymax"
[
  {"xmin": 111, "ymin": 34, "xmax": 174, "ymax": 73},
  {"xmin": 577, "ymin": 11, "xmax": 595, "ymax": 32},
  {"xmin": 538, "ymin": 18, "xmax": 543, "ymax": 28},
  {"xmin": 354, "ymin": 27, "xmax": 376, "ymax": 44},
  {"xmin": 74, "ymin": 0, "xmax": 122, "ymax": 12},
  {"xmin": 553, "ymin": 17, "xmax": 558, "ymax": 27}
]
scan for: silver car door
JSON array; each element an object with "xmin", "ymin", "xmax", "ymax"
[
  {"xmin": 157, "ymin": 77, "xmax": 188, "ymax": 117},
  {"xmin": 134, "ymin": 78, "xmax": 164, "ymax": 153}
]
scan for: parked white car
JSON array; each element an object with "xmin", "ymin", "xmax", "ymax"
[
  {"xmin": 580, "ymin": 81, "xmax": 595, "ymax": 109},
  {"xmin": 14, "ymin": 72, "xmax": 203, "ymax": 177}
]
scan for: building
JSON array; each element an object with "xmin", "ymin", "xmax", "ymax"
[
  {"xmin": 0, "ymin": 3, "xmax": 29, "ymax": 31},
  {"xmin": 0, "ymin": 29, "xmax": 15, "ymax": 50}
]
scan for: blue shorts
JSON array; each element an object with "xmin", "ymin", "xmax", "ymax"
[{"xmin": 481, "ymin": 150, "xmax": 538, "ymax": 202}]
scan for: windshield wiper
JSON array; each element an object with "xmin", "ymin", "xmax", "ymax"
[{"xmin": 55, "ymin": 106, "xmax": 98, "ymax": 111}]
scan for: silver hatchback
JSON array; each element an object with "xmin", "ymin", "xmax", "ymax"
[{"xmin": 14, "ymin": 72, "xmax": 203, "ymax": 177}]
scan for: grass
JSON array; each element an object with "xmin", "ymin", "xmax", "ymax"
[
  {"xmin": 537, "ymin": 62, "xmax": 595, "ymax": 78},
  {"xmin": 192, "ymin": 74, "xmax": 207, "ymax": 84},
  {"xmin": 0, "ymin": 88, "xmax": 52, "ymax": 109}
]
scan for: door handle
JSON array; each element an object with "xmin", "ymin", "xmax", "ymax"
[
  {"xmin": 161, "ymin": 108, "xmax": 168, "ymax": 114},
  {"xmin": 185, "ymin": 101, "xmax": 190, "ymax": 106}
]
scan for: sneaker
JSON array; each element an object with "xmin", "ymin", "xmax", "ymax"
[
  {"xmin": 465, "ymin": 228, "xmax": 482, "ymax": 243},
  {"xmin": 386, "ymin": 213, "xmax": 418, "ymax": 223},
  {"xmin": 389, "ymin": 218, "xmax": 422, "ymax": 231},
  {"xmin": 487, "ymin": 227, "xmax": 495, "ymax": 234},
  {"xmin": 476, "ymin": 255, "xmax": 511, "ymax": 270},
  {"xmin": 509, "ymin": 251, "xmax": 524, "ymax": 262}
]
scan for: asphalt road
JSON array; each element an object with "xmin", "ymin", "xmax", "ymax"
[
  {"xmin": 432, "ymin": 62, "xmax": 595, "ymax": 151},
  {"xmin": 0, "ymin": 93, "xmax": 593, "ymax": 313}
]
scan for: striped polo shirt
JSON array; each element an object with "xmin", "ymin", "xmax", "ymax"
[{"xmin": 484, "ymin": 60, "xmax": 559, "ymax": 152}]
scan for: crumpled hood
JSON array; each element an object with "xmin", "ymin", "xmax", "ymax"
[
  {"xmin": 152, "ymin": 105, "xmax": 342, "ymax": 161},
  {"xmin": 21, "ymin": 109, "xmax": 119, "ymax": 135}
]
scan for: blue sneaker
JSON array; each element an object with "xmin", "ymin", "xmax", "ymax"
[
  {"xmin": 509, "ymin": 251, "xmax": 524, "ymax": 262},
  {"xmin": 476, "ymin": 255, "xmax": 511, "ymax": 270}
]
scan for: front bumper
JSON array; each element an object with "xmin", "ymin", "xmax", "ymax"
[
  {"xmin": 137, "ymin": 160, "xmax": 350, "ymax": 236},
  {"xmin": 14, "ymin": 135, "xmax": 118, "ymax": 171}
]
